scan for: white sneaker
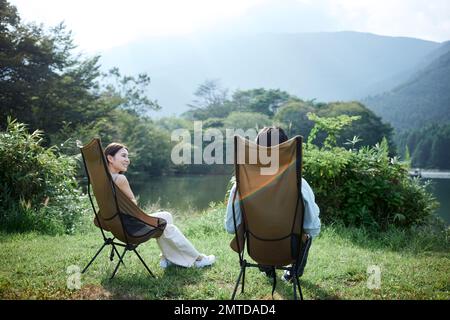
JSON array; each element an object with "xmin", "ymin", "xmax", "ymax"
[
  {"xmin": 194, "ymin": 254, "xmax": 215, "ymax": 268},
  {"xmin": 281, "ymin": 270, "xmax": 292, "ymax": 282},
  {"xmin": 160, "ymin": 258, "xmax": 173, "ymax": 269}
]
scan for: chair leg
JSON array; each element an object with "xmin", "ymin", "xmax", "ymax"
[
  {"xmin": 110, "ymin": 247, "xmax": 127, "ymax": 280},
  {"xmin": 86, "ymin": 242, "xmax": 156, "ymax": 280},
  {"xmin": 231, "ymin": 266, "xmax": 245, "ymax": 300},
  {"xmin": 298, "ymin": 280, "xmax": 303, "ymax": 300},
  {"xmin": 133, "ymin": 248, "xmax": 155, "ymax": 278},
  {"xmin": 112, "ymin": 244, "xmax": 125, "ymax": 266},
  {"xmin": 294, "ymin": 275, "xmax": 303, "ymax": 300},
  {"xmin": 82, "ymin": 242, "xmax": 108, "ymax": 274},
  {"xmin": 241, "ymin": 265, "xmax": 246, "ymax": 294},
  {"xmin": 293, "ymin": 276, "xmax": 297, "ymax": 300}
]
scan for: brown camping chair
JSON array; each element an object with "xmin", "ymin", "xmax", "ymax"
[
  {"xmin": 230, "ymin": 135, "xmax": 307, "ymax": 300},
  {"xmin": 79, "ymin": 138, "xmax": 167, "ymax": 279}
]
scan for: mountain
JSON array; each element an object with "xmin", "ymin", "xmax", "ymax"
[
  {"xmin": 99, "ymin": 31, "xmax": 440, "ymax": 117},
  {"xmin": 361, "ymin": 41, "xmax": 450, "ymax": 97},
  {"xmin": 363, "ymin": 42, "xmax": 450, "ymax": 131}
]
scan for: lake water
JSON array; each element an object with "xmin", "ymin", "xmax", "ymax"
[
  {"xmin": 131, "ymin": 175, "xmax": 232, "ymax": 212},
  {"xmin": 132, "ymin": 175, "xmax": 450, "ymax": 225},
  {"xmin": 425, "ymin": 178, "xmax": 450, "ymax": 225}
]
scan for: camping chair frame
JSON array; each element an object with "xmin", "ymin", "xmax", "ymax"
[
  {"xmin": 231, "ymin": 135, "xmax": 307, "ymax": 300},
  {"xmin": 80, "ymin": 140, "xmax": 157, "ymax": 280}
]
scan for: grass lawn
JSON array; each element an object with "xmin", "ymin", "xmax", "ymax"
[{"xmin": 0, "ymin": 203, "xmax": 449, "ymax": 300}]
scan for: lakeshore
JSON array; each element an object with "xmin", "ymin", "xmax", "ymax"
[{"xmin": 409, "ymin": 170, "xmax": 450, "ymax": 179}]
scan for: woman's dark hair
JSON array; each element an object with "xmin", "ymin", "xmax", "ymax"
[
  {"xmin": 256, "ymin": 126, "xmax": 288, "ymax": 147},
  {"xmin": 104, "ymin": 142, "xmax": 128, "ymax": 164}
]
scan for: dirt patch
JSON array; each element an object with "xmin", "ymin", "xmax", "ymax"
[
  {"xmin": 71, "ymin": 284, "xmax": 146, "ymax": 300},
  {"xmin": 71, "ymin": 284, "xmax": 113, "ymax": 300}
]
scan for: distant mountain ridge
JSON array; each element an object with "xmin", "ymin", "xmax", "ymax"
[
  {"xmin": 363, "ymin": 41, "xmax": 450, "ymax": 97},
  {"xmin": 99, "ymin": 31, "xmax": 440, "ymax": 116},
  {"xmin": 363, "ymin": 42, "xmax": 450, "ymax": 131}
]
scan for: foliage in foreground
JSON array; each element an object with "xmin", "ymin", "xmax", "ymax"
[
  {"xmin": 0, "ymin": 118, "xmax": 90, "ymax": 234},
  {"xmin": 303, "ymin": 114, "xmax": 439, "ymax": 230}
]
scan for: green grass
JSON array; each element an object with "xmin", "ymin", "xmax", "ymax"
[{"xmin": 0, "ymin": 203, "xmax": 449, "ymax": 300}]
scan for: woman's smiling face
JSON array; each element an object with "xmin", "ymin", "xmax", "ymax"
[{"xmin": 107, "ymin": 147, "xmax": 130, "ymax": 173}]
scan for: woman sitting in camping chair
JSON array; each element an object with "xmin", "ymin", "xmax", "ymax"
[
  {"xmin": 103, "ymin": 142, "xmax": 216, "ymax": 269},
  {"xmin": 224, "ymin": 127, "xmax": 321, "ymax": 281}
]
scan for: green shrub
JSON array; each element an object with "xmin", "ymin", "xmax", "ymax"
[
  {"xmin": 0, "ymin": 118, "xmax": 90, "ymax": 234},
  {"xmin": 303, "ymin": 114, "xmax": 438, "ymax": 230}
]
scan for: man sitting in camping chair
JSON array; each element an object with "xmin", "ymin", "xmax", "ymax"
[{"xmin": 225, "ymin": 126, "xmax": 321, "ymax": 299}]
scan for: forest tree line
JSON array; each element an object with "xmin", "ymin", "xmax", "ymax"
[{"xmin": 2, "ymin": 0, "xmax": 448, "ymax": 175}]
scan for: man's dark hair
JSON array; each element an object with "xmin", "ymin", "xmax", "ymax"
[{"xmin": 256, "ymin": 126, "xmax": 288, "ymax": 147}]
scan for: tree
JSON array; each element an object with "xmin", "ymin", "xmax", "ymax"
[
  {"xmin": 122, "ymin": 118, "xmax": 172, "ymax": 176},
  {"xmin": 223, "ymin": 111, "xmax": 271, "ymax": 131},
  {"xmin": 273, "ymin": 98, "xmax": 316, "ymax": 138},
  {"xmin": 399, "ymin": 123, "xmax": 450, "ymax": 169},
  {"xmin": 430, "ymin": 136, "xmax": 447, "ymax": 169},
  {"xmin": 184, "ymin": 79, "xmax": 232, "ymax": 120},
  {"xmin": 317, "ymin": 102, "xmax": 395, "ymax": 150},
  {"xmin": 412, "ymin": 137, "xmax": 432, "ymax": 168},
  {"xmin": 0, "ymin": 0, "xmax": 159, "ymax": 144},
  {"xmin": 307, "ymin": 113, "xmax": 361, "ymax": 149},
  {"xmin": 231, "ymin": 88, "xmax": 291, "ymax": 116},
  {"xmin": 100, "ymin": 67, "xmax": 161, "ymax": 116},
  {"xmin": 188, "ymin": 79, "xmax": 228, "ymax": 109},
  {"xmin": 0, "ymin": 0, "xmax": 99, "ymax": 134},
  {"xmin": 274, "ymin": 100, "xmax": 394, "ymax": 150}
]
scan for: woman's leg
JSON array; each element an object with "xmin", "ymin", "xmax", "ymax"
[{"xmin": 150, "ymin": 211, "xmax": 201, "ymax": 267}]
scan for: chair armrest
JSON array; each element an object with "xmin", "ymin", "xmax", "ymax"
[
  {"xmin": 93, "ymin": 216, "xmax": 112, "ymax": 231},
  {"xmin": 135, "ymin": 213, "xmax": 167, "ymax": 230}
]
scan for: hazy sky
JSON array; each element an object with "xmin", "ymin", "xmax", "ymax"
[{"xmin": 9, "ymin": 0, "xmax": 450, "ymax": 53}]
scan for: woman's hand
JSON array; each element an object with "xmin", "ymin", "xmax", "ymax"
[{"xmin": 302, "ymin": 233, "xmax": 310, "ymax": 243}]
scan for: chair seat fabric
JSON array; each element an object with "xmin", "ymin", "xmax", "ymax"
[{"xmin": 121, "ymin": 214, "xmax": 157, "ymax": 238}]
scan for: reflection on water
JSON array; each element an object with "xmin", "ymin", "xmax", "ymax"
[
  {"xmin": 426, "ymin": 179, "xmax": 450, "ymax": 225},
  {"xmin": 131, "ymin": 175, "xmax": 450, "ymax": 225},
  {"xmin": 131, "ymin": 174, "xmax": 232, "ymax": 212}
]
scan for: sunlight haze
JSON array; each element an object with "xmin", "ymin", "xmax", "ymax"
[{"xmin": 9, "ymin": 0, "xmax": 450, "ymax": 53}]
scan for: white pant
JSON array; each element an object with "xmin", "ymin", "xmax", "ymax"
[{"xmin": 150, "ymin": 211, "xmax": 200, "ymax": 267}]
